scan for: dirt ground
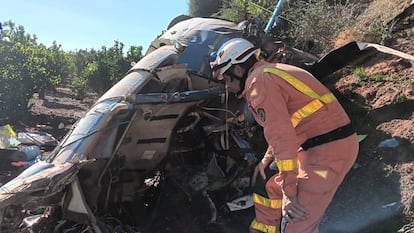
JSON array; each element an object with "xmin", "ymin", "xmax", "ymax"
[
  {"xmin": 4, "ymin": 3, "xmax": 414, "ymax": 233},
  {"xmin": 319, "ymin": 9, "xmax": 414, "ymax": 231}
]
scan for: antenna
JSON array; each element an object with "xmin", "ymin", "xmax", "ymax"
[{"xmin": 264, "ymin": 0, "xmax": 285, "ymax": 34}]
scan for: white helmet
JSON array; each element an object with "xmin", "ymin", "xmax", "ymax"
[{"xmin": 211, "ymin": 38, "xmax": 260, "ymax": 80}]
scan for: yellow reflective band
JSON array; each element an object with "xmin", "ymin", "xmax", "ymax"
[
  {"xmin": 263, "ymin": 67, "xmax": 320, "ymax": 99},
  {"xmin": 263, "ymin": 67, "xmax": 337, "ymax": 104},
  {"xmin": 263, "ymin": 67, "xmax": 337, "ymax": 128},
  {"xmin": 250, "ymin": 87, "xmax": 259, "ymax": 97},
  {"xmin": 319, "ymin": 92, "xmax": 337, "ymax": 104},
  {"xmin": 253, "ymin": 193, "xmax": 282, "ymax": 209},
  {"xmin": 290, "ymin": 93, "xmax": 337, "ymax": 127},
  {"xmin": 290, "ymin": 99, "xmax": 324, "ymax": 127},
  {"xmin": 250, "ymin": 219, "xmax": 278, "ymax": 233},
  {"xmin": 313, "ymin": 169, "xmax": 329, "ymax": 180},
  {"xmin": 276, "ymin": 158, "xmax": 298, "ymax": 171}
]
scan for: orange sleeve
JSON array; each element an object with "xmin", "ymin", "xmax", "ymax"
[{"xmin": 245, "ymin": 71, "xmax": 298, "ymax": 197}]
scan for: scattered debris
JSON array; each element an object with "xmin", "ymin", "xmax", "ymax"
[
  {"xmin": 357, "ymin": 134, "xmax": 368, "ymax": 143},
  {"xmin": 226, "ymin": 195, "xmax": 254, "ymax": 211},
  {"xmin": 0, "ymin": 145, "xmax": 42, "ymax": 170},
  {"xmin": 0, "ymin": 124, "xmax": 20, "ymax": 149},
  {"xmin": 21, "ymin": 214, "xmax": 42, "ymax": 228},
  {"xmin": 378, "ymin": 138, "xmax": 400, "ymax": 148},
  {"xmin": 58, "ymin": 122, "xmax": 65, "ymax": 129},
  {"xmin": 381, "ymin": 202, "xmax": 398, "ymax": 208},
  {"xmin": 15, "ymin": 145, "xmax": 41, "ymax": 161},
  {"xmin": 352, "ymin": 162, "xmax": 360, "ymax": 169},
  {"xmin": 0, "ymin": 124, "xmax": 52, "ymax": 185},
  {"xmin": 12, "ymin": 145, "xmax": 42, "ymax": 169},
  {"xmin": 17, "ymin": 132, "xmax": 58, "ymax": 147}
]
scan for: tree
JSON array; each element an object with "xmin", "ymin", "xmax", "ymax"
[
  {"xmin": 0, "ymin": 20, "xmax": 146, "ymax": 122},
  {"xmin": 126, "ymin": 45, "xmax": 143, "ymax": 66},
  {"xmin": 0, "ymin": 21, "xmax": 75, "ymax": 122},
  {"xmin": 189, "ymin": 0, "xmax": 221, "ymax": 17},
  {"xmin": 0, "ymin": 21, "xmax": 41, "ymax": 123},
  {"xmin": 47, "ymin": 41, "xmax": 71, "ymax": 85},
  {"xmin": 86, "ymin": 41, "xmax": 127, "ymax": 93},
  {"xmin": 71, "ymin": 41, "xmax": 143, "ymax": 96},
  {"xmin": 70, "ymin": 49, "xmax": 95, "ymax": 99}
]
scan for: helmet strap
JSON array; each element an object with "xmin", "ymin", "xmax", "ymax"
[{"xmin": 236, "ymin": 71, "xmax": 248, "ymax": 96}]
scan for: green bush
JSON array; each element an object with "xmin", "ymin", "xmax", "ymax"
[
  {"xmin": 1, "ymin": 21, "xmax": 143, "ymax": 123},
  {"xmin": 282, "ymin": 0, "xmax": 360, "ymax": 54},
  {"xmin": 353, "ymin": 66, "xmax": 369, "ymax": 82}
]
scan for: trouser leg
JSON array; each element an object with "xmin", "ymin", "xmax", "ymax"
[
  {"xmin": 250, "ymin": 166, "xmax": 282, "ymax": 233},
  {"xmin": 285, "ymin": 135, "xmax": 359, "ymax": 233}
]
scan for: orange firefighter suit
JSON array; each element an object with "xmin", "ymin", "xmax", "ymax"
[{"xmin": 244, "ymin": 61, "xmax": 359, "ymax": 233}]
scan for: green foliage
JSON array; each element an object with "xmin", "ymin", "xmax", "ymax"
[
  {"xmin": 393, "ymin": 94, "xmax": 407, "ymax": 104},
  {"xmin": 69, "ymin": 43, "xmax": 143, "ymax": 98},
  {"xmin": 81, "ymin": 41, "xmax": 143, "ymax": 95},
  {"xmin": 69, "ymin": 49, "xmax": 93, "ymax": 99},
  {"xmin": 353, "ymin": 0, "xmax": 404, "ymax": 45},
  {"xmin": 1, "ymin": 21, "xmax": 143, "ymax": 123},
  {"xmin": 0, "ymin": 21, "xmax": 76, "ymax": 123},
  {"xmin": 1, "ymin": 21, "xmax": 40, "ymax": 123},
  {"xmin": 217, "ymin": 0, "xmax": 365, "ymax": 55},
  {"xmin": 408, "ymin": 79, "xmax": 414, "ymax": 88},
  {"xmin": 353, "ymin": 66, "xmax": 368, "ymax": 83},
  {"xmin": 216, "ymin": 0, "xmax": 248, "ymax": 22},
  {"xmin": 47, "ymin": 41, "xmax": 71, "ymax": 86},
  {"xmin": 404, "ymin": 29, "xmax": 413, "ymax": 38},
  {"xmin": 372, "ymin": 74, "xmax": 385, "ymax": 83},
  {"xmin": 244, "ymin": 0, "xmax": 276, "ymax": 21},
  {"xmin": 126, "ymin": 46, "xmax": 143, "ymax": 64},
  {"xmin": 353, "ymin": 67, "xmax": 390, "ymax": 86},
  {"xmin": 189, "ymin": 0, "xmax": 221, "ymax": 17},
  {"xmin": 282, "ymin": 0, "xmax": 359, "ymax": 54},
  {"xmin": 71, "ymin": 75, "xmax": 88, "ymax": 100},
  {"xmin": 217, "ymin": 0, "xmax": 277, "ymax": 23}
]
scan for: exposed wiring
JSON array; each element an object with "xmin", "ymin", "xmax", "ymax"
[
  {"xmin": 225, "ymin": 87, "xmax": 230, "ymax": 150},
  {"xmin": 176, "ymin": 112, "xmax": 201, "ymax": 133},
  {"xmin": 200, "ymin": 107, "xmax": 237, "ymax": 118},
  {"xmin": 103, "ymin": 169, "xmax": 113, "ymax": 212}
]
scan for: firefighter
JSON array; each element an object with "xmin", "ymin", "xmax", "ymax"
[{"xmin": 210, "ymin": 38, "xmax": 359, "ymax": 233}]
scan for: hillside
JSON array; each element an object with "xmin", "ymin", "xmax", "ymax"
[
  {"xmin": 322, "ymin": 49, "xmax": 414, "ymax": 231},
  {"xmin": 320, "ymin": 1, "xmax": 414, "ymax": 231}
]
